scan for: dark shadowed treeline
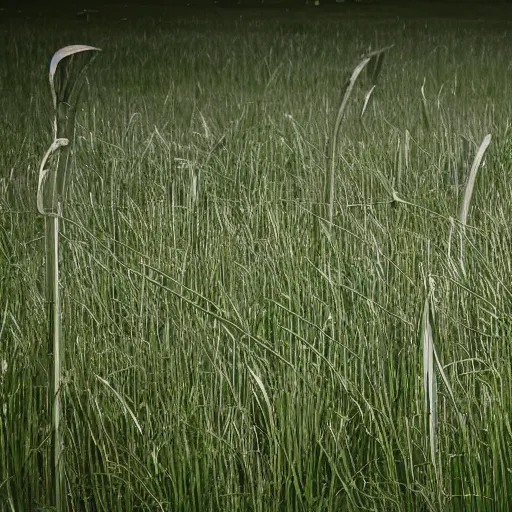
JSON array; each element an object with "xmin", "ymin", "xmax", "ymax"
[{"xmin": 6, "ymin": 0, "xmax": 512, "ymax": 9}]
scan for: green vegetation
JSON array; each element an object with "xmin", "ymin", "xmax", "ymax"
[{"xmin": 1, "ymin": 5, "xmax": 512, "ymax": 511}]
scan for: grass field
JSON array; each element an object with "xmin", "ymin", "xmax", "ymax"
[{"xmin": 1, "ymin": 3, "xmax": 512, "ymax": 511}]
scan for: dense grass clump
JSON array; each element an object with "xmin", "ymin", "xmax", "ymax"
[{"xmin": 1, "ymin": 4, "xmax": 512, "ymax": 511}]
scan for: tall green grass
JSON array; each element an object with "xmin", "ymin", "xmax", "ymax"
[{"xmin": 1, "ymin": 6, "xmax": 512, "ymax": 511}]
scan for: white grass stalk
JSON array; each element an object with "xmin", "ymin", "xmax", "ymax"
[
  {"xmin": 404, "ymin": 129, "xmax": 410, "ymax": 171},
  {"xmin": 422, "ymin": 292, "xmax": 461, "ymax": 471},
  {"xmin": 458, "ymin": 134, "xmax": 491, "ymax": 274},
  {"xmin": 360, "ymin": 84, "xmax": 376, "ymax": 119},
  {"xmin": 326, "ymin": 45, "xmax": 392, "ymax": 226},
  {"xmin": 420, "ymin": 77, "xmax": 430, "ymax": 131},
  {"xmin": 95, "ymin": 374, "xmax": 143, "ymax": 435},
  {"xmin": 37, "ymin": 44, "xmax": 100, "ymax": 512},
  {"xmin": 422, "ymin": 294, "xmax": 437, "ymax": 466}
]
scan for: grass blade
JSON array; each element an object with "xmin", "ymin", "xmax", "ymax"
[
  {"xmin": 458, "ymin": 133, "xmax": 492, "ymax": 274},
  {"xmin": 326, "ymin": 45, "xmax": 393, "ymax": 226},
  {"xmin": 38, "ymin": 44, "xmax": 101, "ymax": 512}
]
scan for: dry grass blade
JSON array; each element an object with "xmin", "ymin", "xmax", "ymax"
[
  {"xmin": 361, "ymin": 47, "xmax": 389, "ymax": 119},
  {"xmin": 95, "ymin": 374, "xmax": 143, "ymax": 435},
  {"xmin": 49, "ymin": 45, "xmax": 101, "ymax": 203},
  {"xmin": 248, "ymin": 366, "xmax": 275, "ymax": 433},
  {"xmin": 422, "ymin": 295, "xmax": 437, "ymax": 466},
  {"xmin": 420, "ymin": 77, "xmax": 430, "ymax": 131},
  {"xmin": 458, "ymin": 133, "xmax": 492, "ymax": 274},
  {"xmin": 49, "ymin": 45, "xmax": 101, "ymax": 112},
  {"xmin": 326, "ymin": 45, "xmax": 393, "ymax": 226},
  {"xmin": 459, "ymin": 134, "xmax": 492, "ymax": 227},
  {"xmin": 36, "ymin": 138, "xmax": 69, "ymax": 215},
  {"xmin": 360, "ymin": 84, "xmax": 376, "ymax": 119},
  {"xmin": 38, "ymin": 44, "xmax": 101, "ymax": 512}
]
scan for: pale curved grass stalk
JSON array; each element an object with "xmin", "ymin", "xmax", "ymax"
[
  {"xmin": 458, "ymin": 134, "xmax": 492, "ymax": 275},
  {"xmin": 422, "ymin": 294, "xmax": 437, "ymax": 467},
  {"xmin": 94, "ymin": 374, "xmax": 143, "ymax": 435},
  {"xmin": 360, "ymin": 84, "xmax": 376, "ymax": 119},
  {"xmin": 326, "ymin": 45, "xmax": 393, "ymax": 226},
  {"xmin": 37, "ymin": 44, "xmax": 100, "ymax": 512},
  {"xmin": 420, "ymin": 77, "xmax": 430, "ymax": 131}
]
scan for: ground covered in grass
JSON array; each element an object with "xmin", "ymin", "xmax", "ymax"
[{"xmin": 1, "ymin": 3, "xmax": 512, "ymax": 511}]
